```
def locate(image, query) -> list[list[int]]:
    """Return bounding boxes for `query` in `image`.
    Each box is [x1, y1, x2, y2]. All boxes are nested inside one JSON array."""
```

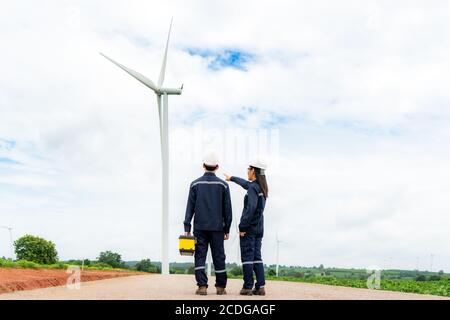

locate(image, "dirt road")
[[0, 274, 448, 300], [0, 268, 144, 294]]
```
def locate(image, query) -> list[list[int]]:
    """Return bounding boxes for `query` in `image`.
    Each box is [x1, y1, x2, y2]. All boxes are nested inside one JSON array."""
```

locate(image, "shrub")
[[415, 275, 427, 281], [266, 269, 276, 277], [186, 266, 195, 274], [14, 235, 58, 264], [293, 272, 305, 278], [0, 258, 16, 268], [15, 260, 41, 269], [135, 259, 156, 273], [89, 262, 113, 270], [97, 251, 125, 268], [230, 266, 243, 276]]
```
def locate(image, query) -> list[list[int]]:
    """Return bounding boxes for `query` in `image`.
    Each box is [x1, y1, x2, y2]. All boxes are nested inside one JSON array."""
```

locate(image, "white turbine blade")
[[100, 53, 158, 92], [158, 18, 173, 88]]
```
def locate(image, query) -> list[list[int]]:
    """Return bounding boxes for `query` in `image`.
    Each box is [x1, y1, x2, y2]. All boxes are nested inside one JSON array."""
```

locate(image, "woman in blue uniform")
[[224, 160, 268, 296]]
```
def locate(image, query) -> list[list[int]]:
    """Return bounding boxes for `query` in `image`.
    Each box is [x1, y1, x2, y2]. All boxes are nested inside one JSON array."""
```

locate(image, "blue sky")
[[0, 140, 19, 164], [187, 48, 255, 70], [1, 0, 450, 272], [0, 158, 20, 165]]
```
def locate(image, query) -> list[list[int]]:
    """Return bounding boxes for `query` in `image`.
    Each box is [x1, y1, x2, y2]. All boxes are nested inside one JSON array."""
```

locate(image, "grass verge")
[[0, 258, 133, 272]]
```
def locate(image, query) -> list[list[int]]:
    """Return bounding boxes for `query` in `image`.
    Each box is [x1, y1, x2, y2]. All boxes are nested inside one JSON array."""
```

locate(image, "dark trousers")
[[193, 230, 227, 288], [240, 234, 265, 289]]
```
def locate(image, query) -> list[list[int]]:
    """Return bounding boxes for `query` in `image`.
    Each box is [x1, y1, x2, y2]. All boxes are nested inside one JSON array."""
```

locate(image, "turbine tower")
[[207, 251, 212, 277], [276, 233, 283, 277], [230, 215, 241, 264], [100, 19, 182, 275], [430, 254, 435, 272], [0, 226, 14, 260]]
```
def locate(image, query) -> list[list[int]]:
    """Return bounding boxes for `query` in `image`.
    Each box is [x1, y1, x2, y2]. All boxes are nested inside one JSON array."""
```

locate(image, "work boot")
[[195, 286, 207, 296], [216, 287, 227, 295], [239, 288, 253, 296], [252, 287, 266, 296]]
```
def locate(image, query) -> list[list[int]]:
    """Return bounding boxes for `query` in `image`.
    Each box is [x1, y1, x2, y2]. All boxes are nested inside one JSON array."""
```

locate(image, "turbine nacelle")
[[158, 87, 182, 95]]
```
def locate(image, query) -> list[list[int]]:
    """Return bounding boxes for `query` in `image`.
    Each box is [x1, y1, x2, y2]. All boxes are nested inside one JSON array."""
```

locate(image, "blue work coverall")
[[184, 172, 233, 288], [230, 176, 266, 290]]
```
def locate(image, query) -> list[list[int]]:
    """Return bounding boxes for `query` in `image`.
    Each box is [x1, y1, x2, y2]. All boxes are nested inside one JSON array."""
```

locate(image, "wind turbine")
[[276, 233, 283, 277], [0, 226, 14, 260], [100, 19, 183, 275], [430, 254, 435, 272], [207, 251, 212, 277], [229, 215, 241, 264]]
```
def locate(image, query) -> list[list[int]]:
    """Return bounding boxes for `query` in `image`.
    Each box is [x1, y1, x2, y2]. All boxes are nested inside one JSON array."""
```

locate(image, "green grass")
[[264, 276, 450, 297], [0, 258, 134, 272], [226, 273, 449, 297]]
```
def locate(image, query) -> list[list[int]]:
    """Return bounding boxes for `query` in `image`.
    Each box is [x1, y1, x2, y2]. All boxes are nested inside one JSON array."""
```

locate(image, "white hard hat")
[[203, 151, 219, 167], [250, 158, 267, 174]]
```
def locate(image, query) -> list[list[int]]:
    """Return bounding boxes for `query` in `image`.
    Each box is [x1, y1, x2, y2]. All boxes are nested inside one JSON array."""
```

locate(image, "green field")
[[263, 276, 450, 297], [168, 262, 450, 298]]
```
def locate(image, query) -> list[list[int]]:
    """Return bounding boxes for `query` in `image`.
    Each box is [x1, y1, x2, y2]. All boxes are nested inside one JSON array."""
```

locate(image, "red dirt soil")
[[0, 268, 145, 294]]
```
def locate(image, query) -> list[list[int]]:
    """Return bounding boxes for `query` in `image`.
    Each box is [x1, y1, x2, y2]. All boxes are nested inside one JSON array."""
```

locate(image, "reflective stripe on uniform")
[[195, 266, 205, 270], [192, 181, 228, 188], [253, 261, 263, 264], [258, 193, 264, 196], [215, 269, 226, 273], [242, 261, 253, 265]]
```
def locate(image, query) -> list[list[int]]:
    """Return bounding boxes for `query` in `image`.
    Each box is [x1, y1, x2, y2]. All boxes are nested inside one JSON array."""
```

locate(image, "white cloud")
[[0, 0, 449, 272]]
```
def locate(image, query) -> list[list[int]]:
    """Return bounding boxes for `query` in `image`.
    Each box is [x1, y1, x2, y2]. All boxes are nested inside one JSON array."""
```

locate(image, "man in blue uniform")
[[184, 152, 232, 295]]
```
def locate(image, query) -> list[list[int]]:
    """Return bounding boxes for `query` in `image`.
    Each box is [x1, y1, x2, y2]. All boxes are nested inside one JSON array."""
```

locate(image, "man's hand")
[[223, 173, 232, 181], [224, 233, 229, 240], [184, 232, 191, 237], [240, 232, 246, 237]]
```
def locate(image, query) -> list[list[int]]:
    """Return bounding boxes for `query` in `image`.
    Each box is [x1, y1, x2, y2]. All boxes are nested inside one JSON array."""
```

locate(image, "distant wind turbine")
[[276, 233, 284, 277], [207, 251, 212, 277], [100, 19, 183, 275], [430, 254, 435, 272], [0, 225, 14, 260], [233, 217, 241, 264]]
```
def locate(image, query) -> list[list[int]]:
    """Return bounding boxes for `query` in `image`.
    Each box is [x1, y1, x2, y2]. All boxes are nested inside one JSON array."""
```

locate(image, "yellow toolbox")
[[179, 235, 196, 256]]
